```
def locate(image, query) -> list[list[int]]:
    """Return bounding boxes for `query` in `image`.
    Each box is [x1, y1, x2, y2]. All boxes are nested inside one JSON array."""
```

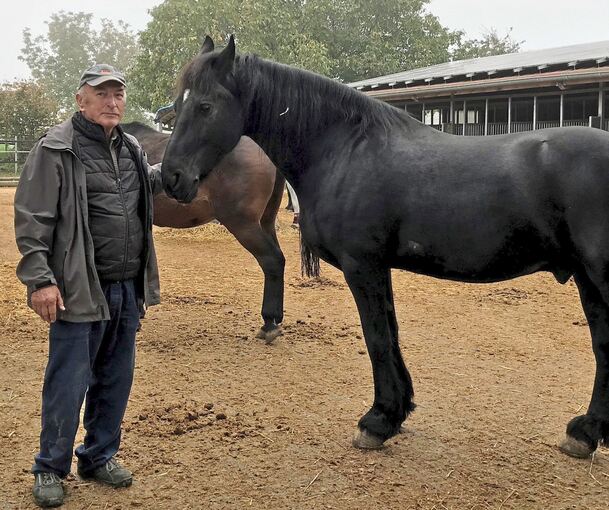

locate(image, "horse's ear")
[[200, 35, 214, 54], [215, 35, 236, 76]]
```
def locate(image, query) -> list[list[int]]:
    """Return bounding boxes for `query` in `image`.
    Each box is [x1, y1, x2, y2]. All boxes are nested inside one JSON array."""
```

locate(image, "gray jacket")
[[14, 118, 161, 322]]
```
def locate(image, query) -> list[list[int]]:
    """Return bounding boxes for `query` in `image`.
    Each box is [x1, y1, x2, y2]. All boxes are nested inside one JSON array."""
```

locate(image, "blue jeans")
[[32, 280, 140, 477]]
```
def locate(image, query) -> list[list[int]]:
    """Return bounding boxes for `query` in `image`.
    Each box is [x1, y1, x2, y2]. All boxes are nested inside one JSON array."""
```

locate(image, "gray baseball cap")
[[79, 64, 126, 89]]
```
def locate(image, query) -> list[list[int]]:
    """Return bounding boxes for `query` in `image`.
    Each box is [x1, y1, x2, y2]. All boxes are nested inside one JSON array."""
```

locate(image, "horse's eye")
[[200, 102, 212, 115]]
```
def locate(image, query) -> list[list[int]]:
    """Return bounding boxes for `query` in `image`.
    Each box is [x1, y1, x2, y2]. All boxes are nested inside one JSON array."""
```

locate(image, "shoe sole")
[[33, 496, 63, 508], [78, 472, 133, 488]]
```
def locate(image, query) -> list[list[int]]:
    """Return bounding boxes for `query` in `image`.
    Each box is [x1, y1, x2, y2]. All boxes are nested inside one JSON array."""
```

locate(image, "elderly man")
[[14, 64, 161, 507]]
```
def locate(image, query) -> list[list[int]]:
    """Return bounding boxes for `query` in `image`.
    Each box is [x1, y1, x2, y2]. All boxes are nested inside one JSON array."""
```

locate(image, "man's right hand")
[[31, 285, 66, 323]]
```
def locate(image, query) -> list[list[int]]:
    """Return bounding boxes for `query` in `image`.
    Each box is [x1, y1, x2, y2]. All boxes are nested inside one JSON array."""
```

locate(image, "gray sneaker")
[[77, 458, 133, 488], [33, 472, 64, 508]]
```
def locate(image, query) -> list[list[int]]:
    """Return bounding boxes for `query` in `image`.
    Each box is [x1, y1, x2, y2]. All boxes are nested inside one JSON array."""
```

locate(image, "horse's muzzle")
[[162, 170, 199, 203]]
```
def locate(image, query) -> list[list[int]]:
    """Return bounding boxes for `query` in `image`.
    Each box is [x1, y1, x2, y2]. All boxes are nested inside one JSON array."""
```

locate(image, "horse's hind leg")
[[223, 221, 285, 344], [260, 172, 285, 240], [560, 270, 609, 458], [343, 261, 415, 448]]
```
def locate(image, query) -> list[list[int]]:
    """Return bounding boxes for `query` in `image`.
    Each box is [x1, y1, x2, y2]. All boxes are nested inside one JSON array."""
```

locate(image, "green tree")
[[20, 11, 145, 122], [451, 28, 523, 61], [0, 81, 59, 139], [129, 0, 223, 112], [304, 0, 460, 82], [130, 0, 459, 111], [0, 80, 59, 171]]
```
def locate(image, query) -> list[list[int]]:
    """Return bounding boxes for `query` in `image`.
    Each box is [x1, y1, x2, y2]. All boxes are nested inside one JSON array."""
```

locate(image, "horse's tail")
[[300, 234, 320, 278]]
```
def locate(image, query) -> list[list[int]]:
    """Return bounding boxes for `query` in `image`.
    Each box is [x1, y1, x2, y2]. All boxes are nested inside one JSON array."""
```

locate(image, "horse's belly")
[[393, 234, 555, 283], [153, 191, 214, 228]]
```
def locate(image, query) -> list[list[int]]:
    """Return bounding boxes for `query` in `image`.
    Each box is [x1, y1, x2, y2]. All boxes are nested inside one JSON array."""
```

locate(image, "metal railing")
[[464, 124, 485, 136], [487, 123, 509, 135], [0, 138, 36, 175], [536, 121, 561, 129], [562, 120, 588, 127], [424, 119, 607, 136]]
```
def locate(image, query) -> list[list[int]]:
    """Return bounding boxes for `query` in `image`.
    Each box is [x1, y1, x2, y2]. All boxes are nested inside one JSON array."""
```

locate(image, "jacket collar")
[[72, 111, 125, 144], [41, 114, 126, 151], [41, 118, 75, 151]]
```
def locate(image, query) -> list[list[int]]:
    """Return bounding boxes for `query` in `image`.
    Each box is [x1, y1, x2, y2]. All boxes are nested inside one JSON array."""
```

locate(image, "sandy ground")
[[1, 186, 609, 509]]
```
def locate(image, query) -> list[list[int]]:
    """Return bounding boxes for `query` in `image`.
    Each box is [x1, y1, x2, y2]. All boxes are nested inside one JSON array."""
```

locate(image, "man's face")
[[76, 81, 126, 136]]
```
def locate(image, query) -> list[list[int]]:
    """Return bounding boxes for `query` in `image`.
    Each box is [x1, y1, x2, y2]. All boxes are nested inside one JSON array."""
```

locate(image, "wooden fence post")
[[14, 136, 18, 174]]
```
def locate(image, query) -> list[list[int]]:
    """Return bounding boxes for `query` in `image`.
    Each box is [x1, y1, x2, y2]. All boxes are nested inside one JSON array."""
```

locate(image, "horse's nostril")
[[172, 171, 181, 188]]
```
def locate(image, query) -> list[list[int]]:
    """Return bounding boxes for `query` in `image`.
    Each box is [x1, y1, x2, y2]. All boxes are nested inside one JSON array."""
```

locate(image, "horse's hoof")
[[558, 435, 594, 458], [352, 429, 385, 450], [256, 326, 283, 344]]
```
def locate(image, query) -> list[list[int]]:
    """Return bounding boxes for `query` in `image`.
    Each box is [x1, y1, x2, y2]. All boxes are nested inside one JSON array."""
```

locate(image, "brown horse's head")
[[162, 35, 244, 203]]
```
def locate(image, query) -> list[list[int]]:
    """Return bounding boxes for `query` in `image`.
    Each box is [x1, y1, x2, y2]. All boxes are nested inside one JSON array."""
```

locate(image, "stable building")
[[348, 40, 609, 135]]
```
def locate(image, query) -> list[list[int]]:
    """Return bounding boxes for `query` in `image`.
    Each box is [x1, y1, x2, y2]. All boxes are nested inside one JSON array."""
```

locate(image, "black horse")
[[162, 36, 609, 458]]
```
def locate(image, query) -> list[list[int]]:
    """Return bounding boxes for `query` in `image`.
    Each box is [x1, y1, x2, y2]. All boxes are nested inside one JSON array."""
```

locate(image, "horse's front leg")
[[222, 221, 285, 343], [343, 261, 415, 448], [560, 271, 609, 457]]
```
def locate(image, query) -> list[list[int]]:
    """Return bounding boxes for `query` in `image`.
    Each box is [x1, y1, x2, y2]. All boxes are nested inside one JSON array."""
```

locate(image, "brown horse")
[[123, 122, 286, 342]]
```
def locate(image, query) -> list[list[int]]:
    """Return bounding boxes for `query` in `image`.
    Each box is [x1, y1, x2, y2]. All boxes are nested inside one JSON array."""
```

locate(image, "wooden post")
[[14, 137, 18, 174], [599, 83, 605, 127], [533, 96, 537, 130], [484, 98, 489, 136], [462, 100, 467, 136], [560, 93, 564, 127], [508, 97, 512, 134]]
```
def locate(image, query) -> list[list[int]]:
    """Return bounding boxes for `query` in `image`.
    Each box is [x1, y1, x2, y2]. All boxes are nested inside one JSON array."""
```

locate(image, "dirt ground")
[[1, 185, 609, 509]]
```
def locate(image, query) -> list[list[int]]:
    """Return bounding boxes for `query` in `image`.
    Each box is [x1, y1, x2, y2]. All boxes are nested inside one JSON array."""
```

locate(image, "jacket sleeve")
[[126, 133, 163, 196], [14, 141, 61, 293]]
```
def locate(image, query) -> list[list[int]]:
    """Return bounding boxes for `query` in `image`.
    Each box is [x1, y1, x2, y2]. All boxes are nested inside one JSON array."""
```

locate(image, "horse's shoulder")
[[233, 136, 274, 170]]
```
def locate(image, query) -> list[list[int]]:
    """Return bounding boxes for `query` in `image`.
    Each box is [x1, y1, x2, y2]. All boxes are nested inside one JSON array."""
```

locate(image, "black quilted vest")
[[72, 112, 144, 282]]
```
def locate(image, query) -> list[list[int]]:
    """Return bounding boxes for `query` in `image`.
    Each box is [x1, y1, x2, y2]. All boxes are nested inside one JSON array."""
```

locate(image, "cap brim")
[[85, 75, 126, 87]]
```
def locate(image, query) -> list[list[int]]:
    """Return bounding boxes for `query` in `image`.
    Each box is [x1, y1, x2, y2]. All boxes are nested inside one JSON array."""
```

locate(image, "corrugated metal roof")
[[348, 40, 609, 90]]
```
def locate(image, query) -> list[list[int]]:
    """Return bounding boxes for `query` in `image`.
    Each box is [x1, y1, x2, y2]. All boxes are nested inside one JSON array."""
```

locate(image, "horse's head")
[[162, 35, 243, 203]]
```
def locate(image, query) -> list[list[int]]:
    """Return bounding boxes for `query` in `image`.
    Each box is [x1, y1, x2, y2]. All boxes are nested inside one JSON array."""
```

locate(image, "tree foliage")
[[0, 81, 59, 140], [303, 0, 461, 82], [451, 28, 523, 61], [130, 0, 461, 112], [22, 4, 524, 119], [20, 11, 145, 122]]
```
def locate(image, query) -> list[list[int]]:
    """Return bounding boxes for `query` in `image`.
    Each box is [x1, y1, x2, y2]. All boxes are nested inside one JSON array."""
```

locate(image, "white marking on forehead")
[[183, 89, 191, 102]]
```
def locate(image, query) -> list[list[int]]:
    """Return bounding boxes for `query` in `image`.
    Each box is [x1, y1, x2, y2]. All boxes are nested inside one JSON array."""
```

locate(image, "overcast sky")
[[2, 0, 608, 83]]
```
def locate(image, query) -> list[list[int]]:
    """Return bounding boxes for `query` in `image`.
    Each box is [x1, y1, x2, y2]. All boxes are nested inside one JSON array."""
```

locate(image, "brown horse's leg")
[[222, 220, 286, 344], [260, 171, 285, 242]]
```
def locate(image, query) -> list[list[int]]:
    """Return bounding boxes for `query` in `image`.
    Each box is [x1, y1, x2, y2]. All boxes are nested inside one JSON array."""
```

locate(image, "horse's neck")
[[237, 57, 412, 177]]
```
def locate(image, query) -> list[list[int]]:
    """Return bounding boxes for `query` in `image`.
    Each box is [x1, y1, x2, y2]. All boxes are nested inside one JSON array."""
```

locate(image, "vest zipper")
[[109, 139, 129, 281]]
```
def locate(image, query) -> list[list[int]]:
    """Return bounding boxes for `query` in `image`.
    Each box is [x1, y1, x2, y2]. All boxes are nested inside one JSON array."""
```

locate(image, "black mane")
[[182, 52, 414, 166]]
